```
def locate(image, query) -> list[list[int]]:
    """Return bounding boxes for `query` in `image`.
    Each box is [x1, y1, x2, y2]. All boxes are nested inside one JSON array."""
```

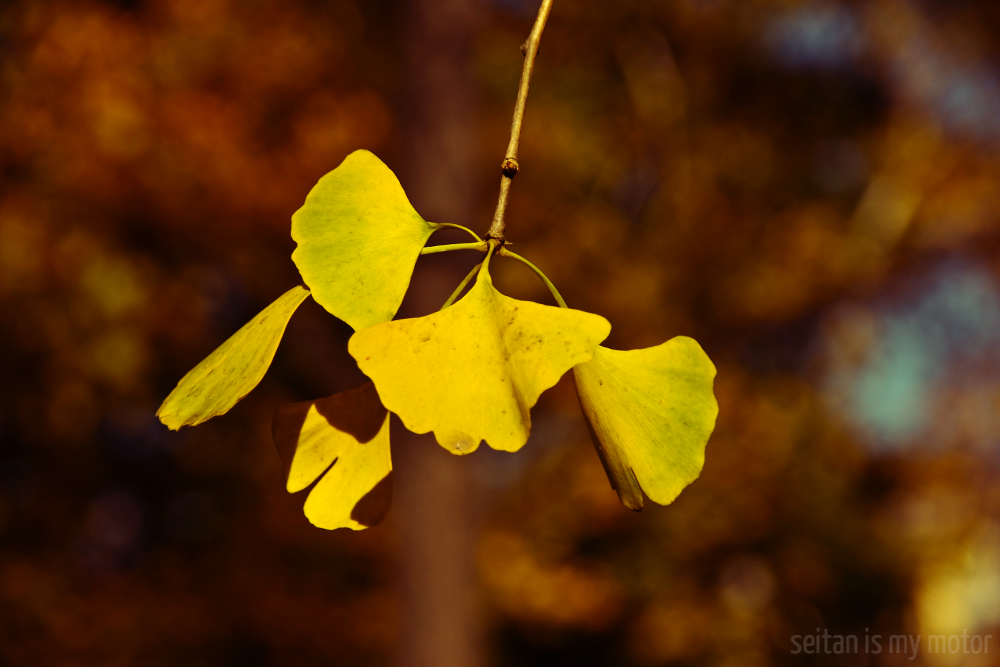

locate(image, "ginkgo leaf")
[[272, 382, 392, 531], [158, 286, 311, 430], [291, 150, 439, 331], [348, 264, 610, 454], [573, 338, 718, 511]]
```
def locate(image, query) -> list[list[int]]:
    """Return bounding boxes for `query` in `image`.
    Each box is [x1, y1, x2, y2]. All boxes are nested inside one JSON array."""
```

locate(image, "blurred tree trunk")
[[393, 0, 481, 666]]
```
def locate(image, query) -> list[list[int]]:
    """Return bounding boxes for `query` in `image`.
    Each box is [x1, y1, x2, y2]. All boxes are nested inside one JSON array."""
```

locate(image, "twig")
[[485, 0, 554, 242]]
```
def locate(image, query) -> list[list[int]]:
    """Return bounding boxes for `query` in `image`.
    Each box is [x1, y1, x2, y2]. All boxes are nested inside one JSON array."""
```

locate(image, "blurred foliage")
[[2, 0, 1000, 665]]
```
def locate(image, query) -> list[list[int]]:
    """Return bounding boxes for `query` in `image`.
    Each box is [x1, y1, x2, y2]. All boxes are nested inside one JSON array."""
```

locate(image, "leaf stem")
[[485, 0, 554, 242], [434, 222, 482, 243], [421, 241, 489, 255], [440, 261, 484, 310], [483, 238, 499, 272], [497, 247, 567, 308]]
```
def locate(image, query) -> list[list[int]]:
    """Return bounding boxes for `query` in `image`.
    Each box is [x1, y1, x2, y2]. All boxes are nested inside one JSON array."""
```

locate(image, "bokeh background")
[[2, 0, 1000, 665]]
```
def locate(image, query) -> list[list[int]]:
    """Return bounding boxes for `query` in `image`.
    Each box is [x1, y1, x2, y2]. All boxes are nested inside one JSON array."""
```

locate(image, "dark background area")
[[2, 0, 1000, 665]]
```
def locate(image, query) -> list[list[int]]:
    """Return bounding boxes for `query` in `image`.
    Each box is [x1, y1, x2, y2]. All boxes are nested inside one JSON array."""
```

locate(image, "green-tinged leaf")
[[273, 382, 392, 531], [348, 264, 610, 454], [291, 150, 438, 331], [573, 338, 718, 510], [157, 286, 311, 430]]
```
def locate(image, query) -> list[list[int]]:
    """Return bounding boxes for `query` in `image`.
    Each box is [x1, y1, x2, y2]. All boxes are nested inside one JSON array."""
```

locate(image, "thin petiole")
[[434, 222, 483, 243], [440, 261, 484, 310], [483, 238, 498, 272], [421, 240, 489, 255], [497, 247, 567, 308]]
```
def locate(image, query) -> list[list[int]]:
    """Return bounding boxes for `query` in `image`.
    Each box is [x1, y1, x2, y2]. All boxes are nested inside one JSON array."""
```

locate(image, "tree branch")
[[485, 0, 554, 242]]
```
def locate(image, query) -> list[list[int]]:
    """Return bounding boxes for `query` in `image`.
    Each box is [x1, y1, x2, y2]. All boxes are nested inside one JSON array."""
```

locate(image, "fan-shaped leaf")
[[573, 338, 718, 510], [158, 286, 310, 430], [349, 265, 610, 454], [291, 150, 438, 331], [273, 382, 392, 531]]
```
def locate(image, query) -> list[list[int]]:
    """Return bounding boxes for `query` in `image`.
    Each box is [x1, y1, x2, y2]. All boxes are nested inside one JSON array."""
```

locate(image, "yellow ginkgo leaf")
[[272, 382, 392, 531], [158, 286, 311, 430], [573, 338, 718, 511], [291, 150, 439, 331], [348, 264, 610, 454]]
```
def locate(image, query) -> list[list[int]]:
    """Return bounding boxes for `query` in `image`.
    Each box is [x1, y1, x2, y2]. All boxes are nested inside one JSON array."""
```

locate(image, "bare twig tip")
[[485, 0, 553, 242]]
